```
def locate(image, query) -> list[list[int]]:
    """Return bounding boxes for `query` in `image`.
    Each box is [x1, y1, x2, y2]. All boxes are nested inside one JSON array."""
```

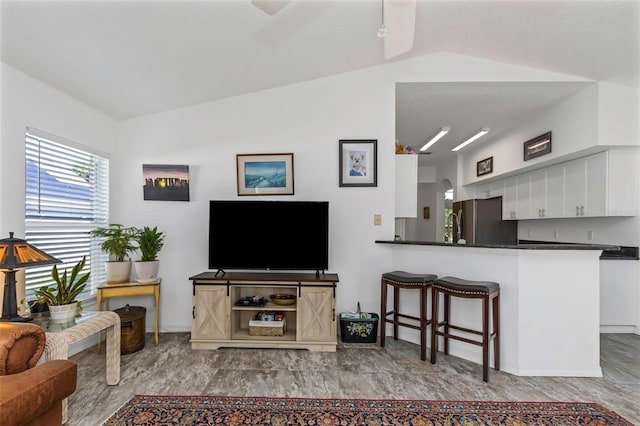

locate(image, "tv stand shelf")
[[189, 271, 338, 352]]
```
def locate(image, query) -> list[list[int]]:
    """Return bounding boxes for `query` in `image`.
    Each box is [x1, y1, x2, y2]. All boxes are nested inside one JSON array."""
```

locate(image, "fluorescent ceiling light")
[[451, 128, 491, 152], [420, 126, 450, 152]]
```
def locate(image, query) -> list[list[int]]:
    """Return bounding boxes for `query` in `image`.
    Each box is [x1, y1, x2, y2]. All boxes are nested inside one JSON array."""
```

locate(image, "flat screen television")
[[209, 200, 329, 272]]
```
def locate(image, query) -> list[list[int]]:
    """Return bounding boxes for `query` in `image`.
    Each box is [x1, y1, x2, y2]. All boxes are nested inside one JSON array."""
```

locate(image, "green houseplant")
[[34, 256, 89, 323], [90, 224, 138, 283], [133, 226, 165, 282]]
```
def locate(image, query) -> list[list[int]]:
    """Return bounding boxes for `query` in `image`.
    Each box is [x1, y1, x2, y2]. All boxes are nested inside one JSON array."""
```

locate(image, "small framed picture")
[[477, 156, 493, 177], [339, 140, 377, 187], [524, 131, 552, 161], [143, 164, 190, 201], [236, 153, 294, 196]]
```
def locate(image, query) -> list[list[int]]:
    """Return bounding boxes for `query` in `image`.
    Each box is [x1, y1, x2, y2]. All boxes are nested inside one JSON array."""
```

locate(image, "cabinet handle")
[[333, 308, 335, 322], [576, 206, 580, 216], [580, 206, 585, 216], [192, 306, 195, 319]]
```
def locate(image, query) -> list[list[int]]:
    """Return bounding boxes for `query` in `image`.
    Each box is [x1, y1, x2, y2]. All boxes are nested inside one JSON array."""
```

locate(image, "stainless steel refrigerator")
[[452, 197, 517, 245]]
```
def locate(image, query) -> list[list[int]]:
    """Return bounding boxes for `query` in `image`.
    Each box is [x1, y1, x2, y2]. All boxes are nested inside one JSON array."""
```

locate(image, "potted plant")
[[90, 224, 137, 283], [133, 226, 165, 282], [34, 256, 89, 324]]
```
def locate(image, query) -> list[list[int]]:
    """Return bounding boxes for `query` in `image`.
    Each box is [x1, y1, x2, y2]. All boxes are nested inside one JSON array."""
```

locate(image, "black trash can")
[[340, 313, 379, 343]]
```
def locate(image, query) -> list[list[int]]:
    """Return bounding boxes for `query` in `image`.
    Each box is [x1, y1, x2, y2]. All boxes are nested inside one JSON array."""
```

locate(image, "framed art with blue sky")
[[236, 153, 294, 196]]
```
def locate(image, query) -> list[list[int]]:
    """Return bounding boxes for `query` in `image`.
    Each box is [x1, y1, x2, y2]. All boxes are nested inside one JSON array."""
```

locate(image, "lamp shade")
[[1, 232, 61, 322], [0, 232, 61, 270]]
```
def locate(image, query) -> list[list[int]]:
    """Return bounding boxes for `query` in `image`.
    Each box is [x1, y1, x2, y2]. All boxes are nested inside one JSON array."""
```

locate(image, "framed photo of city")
[[339, 139, 377, 187], [236, 153, 294, 196], [524, 131, 552, 161], [143, 164, 190, 201]]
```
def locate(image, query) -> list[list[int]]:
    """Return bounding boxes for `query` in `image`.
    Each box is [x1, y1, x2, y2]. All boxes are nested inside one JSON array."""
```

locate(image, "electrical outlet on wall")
[[374, 214, 382, 226], [587, 230, 594, 240]]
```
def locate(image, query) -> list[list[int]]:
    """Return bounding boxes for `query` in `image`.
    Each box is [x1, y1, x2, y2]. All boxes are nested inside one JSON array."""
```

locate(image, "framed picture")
[[236, 153, 294, 196], [524, 131, 552, 161], [477, 156, 493, 177], [143, 164, 190, 201], [339, 139, 377, 187]]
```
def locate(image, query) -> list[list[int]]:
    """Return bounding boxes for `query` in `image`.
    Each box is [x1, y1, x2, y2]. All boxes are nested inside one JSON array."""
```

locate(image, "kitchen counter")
[[376, 239, 616, 251], [377, 241, 604, 377]]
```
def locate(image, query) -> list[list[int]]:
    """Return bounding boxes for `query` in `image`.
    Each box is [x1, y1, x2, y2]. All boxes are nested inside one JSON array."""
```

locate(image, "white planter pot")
[[48, 302, 77, 324], [105, 260, 132, 283], [134, 260, 160, 282]]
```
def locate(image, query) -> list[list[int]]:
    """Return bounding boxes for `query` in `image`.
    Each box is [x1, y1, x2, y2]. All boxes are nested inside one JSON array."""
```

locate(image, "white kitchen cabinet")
[[503, 177, 517, 219], [502, 174, 532, 220], [563, 152, 607, 217], [600, 259, 639, 330], [545, 164, 565, 217], [515, 174, 532, 219], [495, 149, 635, 220], [395, 155, 418, 218], [528, 164, 564, 219]]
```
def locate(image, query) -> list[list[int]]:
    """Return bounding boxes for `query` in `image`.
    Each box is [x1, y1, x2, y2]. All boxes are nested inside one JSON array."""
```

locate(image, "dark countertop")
[[375, 239, 619, 252]]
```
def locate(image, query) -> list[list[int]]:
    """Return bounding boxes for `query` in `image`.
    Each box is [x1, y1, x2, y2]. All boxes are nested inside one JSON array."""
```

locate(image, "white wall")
[[113, 53, 594, 332], [0, 64, 118, 239], [4, 52, 633, 335], [460, 84, 599, 187]]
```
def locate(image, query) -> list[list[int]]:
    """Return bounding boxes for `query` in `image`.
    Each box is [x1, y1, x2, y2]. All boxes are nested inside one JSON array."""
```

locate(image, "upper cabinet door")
[[583, 153, 607, 217], [530, 169, 546, 218], [563, 158, 586, 217], [544, 164, 565, 218], [515, 174, 532, 219], [395, 155, 418, 218], [502, 177, 517, 220]]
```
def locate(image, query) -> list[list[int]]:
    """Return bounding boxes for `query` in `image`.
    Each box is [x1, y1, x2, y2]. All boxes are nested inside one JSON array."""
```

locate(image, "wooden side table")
[[97, 279, 161, 350]]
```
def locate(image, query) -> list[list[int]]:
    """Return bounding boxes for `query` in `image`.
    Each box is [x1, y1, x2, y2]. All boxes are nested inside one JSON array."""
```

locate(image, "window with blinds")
[[24, 129, 109, 302]]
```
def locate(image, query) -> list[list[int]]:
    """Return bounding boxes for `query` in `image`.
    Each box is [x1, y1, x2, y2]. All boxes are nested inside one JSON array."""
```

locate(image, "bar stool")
[[430, 276, 500, 382], [380, 271, 437, 361]]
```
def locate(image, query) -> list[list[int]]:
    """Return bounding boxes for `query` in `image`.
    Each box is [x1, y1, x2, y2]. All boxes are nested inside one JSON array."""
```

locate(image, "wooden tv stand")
[[189, 271, 338, 352]]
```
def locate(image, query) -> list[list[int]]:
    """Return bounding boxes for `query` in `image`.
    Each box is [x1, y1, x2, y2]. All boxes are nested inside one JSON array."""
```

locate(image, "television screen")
[[209, 200, 329, 271]]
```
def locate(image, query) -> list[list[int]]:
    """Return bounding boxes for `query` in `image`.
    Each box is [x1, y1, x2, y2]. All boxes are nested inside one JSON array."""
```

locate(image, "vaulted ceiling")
[[1, 1, 637, 163]]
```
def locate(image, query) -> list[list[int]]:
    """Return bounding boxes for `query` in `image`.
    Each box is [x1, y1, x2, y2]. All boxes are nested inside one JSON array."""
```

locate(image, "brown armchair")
[[0, 322, 77, 426]]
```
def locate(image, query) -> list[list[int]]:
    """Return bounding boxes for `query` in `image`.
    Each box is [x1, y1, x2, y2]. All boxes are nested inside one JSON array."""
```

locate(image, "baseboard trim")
[[600, 325, 636, 333]]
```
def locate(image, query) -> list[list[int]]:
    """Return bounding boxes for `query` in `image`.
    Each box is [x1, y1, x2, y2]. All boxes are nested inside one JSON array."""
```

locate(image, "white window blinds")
[[24, 129, 109, 302]]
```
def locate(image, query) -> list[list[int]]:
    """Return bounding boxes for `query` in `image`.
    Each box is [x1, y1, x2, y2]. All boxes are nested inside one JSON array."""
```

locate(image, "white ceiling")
[[1, 0, 638, 164]]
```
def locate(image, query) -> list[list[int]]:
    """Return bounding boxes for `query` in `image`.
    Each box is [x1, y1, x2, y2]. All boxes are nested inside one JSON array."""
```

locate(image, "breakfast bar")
[[376, 240, 613, 377]]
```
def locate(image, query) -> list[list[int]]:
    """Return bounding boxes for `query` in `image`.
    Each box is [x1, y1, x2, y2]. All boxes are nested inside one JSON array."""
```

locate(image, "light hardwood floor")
[[67, 333, 640, 425]]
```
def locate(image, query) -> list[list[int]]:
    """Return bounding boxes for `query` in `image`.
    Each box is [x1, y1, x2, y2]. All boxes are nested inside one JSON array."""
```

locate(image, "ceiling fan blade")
[[252, 0, 292, 15], [384, 0, 417, 59]]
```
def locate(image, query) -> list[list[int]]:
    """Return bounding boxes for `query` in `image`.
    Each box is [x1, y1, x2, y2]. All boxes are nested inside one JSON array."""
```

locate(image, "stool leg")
[[443, 293, 450, 355], [419, 286, 426, 361], [430, 287, 438, 364], [493, 293, 500, 372], [380, 279, 387, 348], [482, 294, 489, 382], [393, 286, 399, 340]]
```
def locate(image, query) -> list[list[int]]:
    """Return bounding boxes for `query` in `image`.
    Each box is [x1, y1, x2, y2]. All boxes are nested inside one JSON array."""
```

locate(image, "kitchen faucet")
[[448, 209, 464, 244]]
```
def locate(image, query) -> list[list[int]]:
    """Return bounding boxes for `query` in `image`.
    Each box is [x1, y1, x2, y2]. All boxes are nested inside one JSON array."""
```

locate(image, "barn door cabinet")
[[190, 271, 338, 352]]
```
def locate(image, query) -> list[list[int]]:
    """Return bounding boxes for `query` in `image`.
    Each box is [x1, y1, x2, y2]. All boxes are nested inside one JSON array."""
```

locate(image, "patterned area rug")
[[104, 395, 632, 425]]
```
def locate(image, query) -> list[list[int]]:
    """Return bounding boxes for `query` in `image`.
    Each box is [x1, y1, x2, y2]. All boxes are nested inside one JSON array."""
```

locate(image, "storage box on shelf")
[[190, 271, 338, 352]]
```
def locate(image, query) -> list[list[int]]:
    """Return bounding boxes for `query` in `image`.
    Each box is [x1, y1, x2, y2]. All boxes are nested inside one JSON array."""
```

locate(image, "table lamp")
[[0, 232, 61, 322]]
